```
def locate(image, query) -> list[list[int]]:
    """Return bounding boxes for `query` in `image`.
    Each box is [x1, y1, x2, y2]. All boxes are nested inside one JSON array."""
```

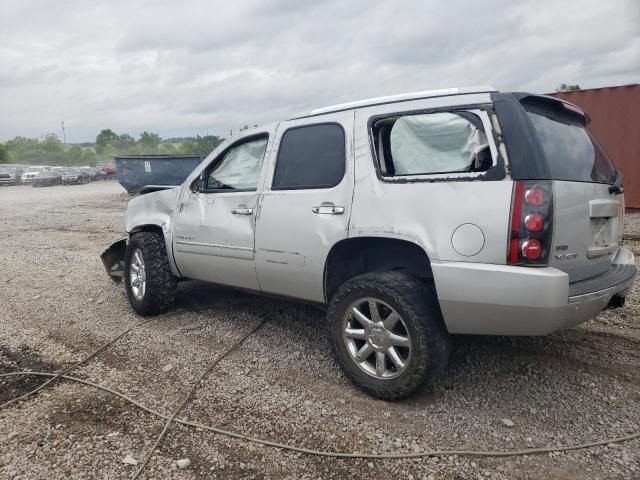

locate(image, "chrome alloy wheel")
[[129, 248, 146, 300], [342, 298, 411, 379]]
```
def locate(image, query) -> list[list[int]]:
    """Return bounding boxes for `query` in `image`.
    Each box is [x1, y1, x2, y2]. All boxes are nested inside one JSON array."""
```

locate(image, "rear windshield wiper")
[[609, 169, 624, 195]]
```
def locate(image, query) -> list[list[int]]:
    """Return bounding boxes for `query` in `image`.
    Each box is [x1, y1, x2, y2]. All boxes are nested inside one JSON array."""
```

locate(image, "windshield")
[[523, 101, 615, 183]]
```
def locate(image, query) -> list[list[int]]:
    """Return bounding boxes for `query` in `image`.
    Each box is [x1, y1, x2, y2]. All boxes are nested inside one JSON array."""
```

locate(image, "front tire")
[[328, 272, 450, 400], [124, 231, 177, 316]]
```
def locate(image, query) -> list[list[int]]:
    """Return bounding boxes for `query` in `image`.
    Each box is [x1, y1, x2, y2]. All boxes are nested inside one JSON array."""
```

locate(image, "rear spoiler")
[[512, 92, 590, 124], [490, 91, 592, 181]]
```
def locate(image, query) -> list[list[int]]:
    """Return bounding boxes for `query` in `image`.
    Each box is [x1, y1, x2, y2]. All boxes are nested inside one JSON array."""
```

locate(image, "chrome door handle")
[[312, 203, 345, 215], [231, 206, 253, 215]]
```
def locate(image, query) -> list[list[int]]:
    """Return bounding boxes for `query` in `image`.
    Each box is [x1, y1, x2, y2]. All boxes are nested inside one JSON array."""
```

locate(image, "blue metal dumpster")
[[115, 154, 202, 193]]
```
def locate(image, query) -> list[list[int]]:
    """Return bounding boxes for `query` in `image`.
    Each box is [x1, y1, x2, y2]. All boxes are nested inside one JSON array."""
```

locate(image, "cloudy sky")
[[1, 0, 638, 143]]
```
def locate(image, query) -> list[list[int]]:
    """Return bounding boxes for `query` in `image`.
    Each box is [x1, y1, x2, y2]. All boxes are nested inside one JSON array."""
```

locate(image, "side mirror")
[[191, 172, 205, 193]]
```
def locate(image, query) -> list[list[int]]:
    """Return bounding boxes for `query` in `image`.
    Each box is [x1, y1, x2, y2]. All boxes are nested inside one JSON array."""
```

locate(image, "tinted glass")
[[524, 102, 615, 183], [386, 112, 490, 175], [272, 124, 345, 190], [206, 136, 268, 191]]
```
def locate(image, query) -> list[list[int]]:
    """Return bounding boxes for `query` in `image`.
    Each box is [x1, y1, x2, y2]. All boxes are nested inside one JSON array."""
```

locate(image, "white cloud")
[[0, 0, 638, 142]]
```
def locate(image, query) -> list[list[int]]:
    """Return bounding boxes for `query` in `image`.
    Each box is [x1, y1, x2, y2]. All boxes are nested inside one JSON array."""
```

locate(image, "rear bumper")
[[432, 247, 636, 336]]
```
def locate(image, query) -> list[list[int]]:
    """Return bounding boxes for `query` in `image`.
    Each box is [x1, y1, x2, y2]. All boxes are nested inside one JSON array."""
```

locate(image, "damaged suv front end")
[[101, 185, 181, 282]]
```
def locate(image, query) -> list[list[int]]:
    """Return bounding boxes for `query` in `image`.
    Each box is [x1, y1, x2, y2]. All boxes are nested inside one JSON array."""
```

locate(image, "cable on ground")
[[131, 318, 267, 479], [1, 371, 638, 461], [0, 307, 215, 411], [1, 305, 638, 467]]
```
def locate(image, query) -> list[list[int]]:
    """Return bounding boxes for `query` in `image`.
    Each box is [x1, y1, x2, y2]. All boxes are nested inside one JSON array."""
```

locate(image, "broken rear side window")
[[373, 111, 492, 176]]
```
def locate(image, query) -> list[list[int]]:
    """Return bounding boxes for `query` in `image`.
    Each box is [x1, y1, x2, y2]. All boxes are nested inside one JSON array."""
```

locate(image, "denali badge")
[[555, 252, 578, 260], [555, 246, 577, 260]]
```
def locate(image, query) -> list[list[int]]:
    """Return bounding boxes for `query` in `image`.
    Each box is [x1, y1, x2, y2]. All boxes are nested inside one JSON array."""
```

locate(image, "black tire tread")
[[125, 231, 177, 316], [328, 271, 450, 400]]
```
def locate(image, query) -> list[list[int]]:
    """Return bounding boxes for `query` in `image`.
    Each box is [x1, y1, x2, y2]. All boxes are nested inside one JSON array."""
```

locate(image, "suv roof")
[[304, 85, 496, 117]]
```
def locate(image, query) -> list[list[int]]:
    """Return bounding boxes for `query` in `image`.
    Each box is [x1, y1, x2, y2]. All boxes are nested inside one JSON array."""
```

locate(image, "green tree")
[[96, 129, 119, 153], [0, 143, 8, 164], [41, 133, 63, 153], [139, 131, 161, 153], [102, 144, 118, 159], [556, 83, 581, 92], [116, 133, 136, 152], [67, 145, 84, 164], [160, 143, 178, 154], [82, 148, 98, 165], [180, 140, 196, 155], [180, 134, 223, 157], [6, 136, 38, 163], [5, 136, 43, 164]]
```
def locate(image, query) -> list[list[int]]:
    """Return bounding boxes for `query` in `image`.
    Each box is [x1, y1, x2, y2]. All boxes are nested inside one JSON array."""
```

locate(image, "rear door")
[[254, 112, 354, 302], [521, 98, 622, 282]]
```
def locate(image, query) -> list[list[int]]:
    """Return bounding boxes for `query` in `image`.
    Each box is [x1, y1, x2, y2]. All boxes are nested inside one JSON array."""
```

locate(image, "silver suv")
[[103, 86, 636, 399]]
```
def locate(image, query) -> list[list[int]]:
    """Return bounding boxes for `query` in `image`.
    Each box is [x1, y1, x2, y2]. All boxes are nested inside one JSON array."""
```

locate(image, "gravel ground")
[[0, 182, 638, 480]]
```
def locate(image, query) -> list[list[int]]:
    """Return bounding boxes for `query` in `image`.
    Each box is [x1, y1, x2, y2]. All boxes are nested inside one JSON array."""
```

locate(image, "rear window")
[[523, 101, 615, 183]]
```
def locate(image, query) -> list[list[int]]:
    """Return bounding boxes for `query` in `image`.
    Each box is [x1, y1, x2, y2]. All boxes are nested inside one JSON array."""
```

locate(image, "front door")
[[173, 133, 271, 289]]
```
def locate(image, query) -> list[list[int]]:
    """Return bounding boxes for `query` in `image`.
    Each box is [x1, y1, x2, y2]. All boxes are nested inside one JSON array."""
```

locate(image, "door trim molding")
[[175, 240, 254, 260], [176, 240, 253, 251]]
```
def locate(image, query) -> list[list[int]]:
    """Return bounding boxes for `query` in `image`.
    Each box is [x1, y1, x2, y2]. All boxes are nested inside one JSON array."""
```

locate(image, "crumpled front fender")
[[101, 239, 127, 283]]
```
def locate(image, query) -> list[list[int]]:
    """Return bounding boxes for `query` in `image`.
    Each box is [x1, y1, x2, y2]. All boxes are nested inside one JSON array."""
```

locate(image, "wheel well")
[[324, 237, 433, 302], [129, 224, 164, 237]]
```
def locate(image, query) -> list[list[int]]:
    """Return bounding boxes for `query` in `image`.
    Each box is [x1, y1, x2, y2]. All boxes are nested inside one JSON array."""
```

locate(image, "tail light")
[[508, 181, 553, 265]]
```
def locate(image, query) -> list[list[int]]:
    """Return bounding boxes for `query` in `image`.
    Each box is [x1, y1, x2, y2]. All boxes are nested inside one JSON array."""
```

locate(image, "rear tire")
[[328, 272, 450, 400], [124, 231, 177, 316]]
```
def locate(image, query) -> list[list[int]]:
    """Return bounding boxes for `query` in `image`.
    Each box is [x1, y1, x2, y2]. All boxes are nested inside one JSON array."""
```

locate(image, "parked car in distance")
[[102, 86, 636, 399], [100, 164, 117, 180], [0, 168, 18, 186], [21, 166, 47, 184], [62, 169, 92, 185], [32, 172, 62, 187], [79, 166, 101, 181]]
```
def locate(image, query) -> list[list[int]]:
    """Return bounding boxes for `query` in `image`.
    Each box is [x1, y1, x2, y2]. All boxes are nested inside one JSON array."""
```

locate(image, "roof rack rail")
[[308, 86, 496, 116]]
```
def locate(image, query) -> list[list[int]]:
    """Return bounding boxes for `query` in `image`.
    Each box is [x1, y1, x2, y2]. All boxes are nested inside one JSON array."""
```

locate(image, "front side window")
[[272, 123, 345, 190], [374, 111, 492, 176], [205, 136, 268, 191]]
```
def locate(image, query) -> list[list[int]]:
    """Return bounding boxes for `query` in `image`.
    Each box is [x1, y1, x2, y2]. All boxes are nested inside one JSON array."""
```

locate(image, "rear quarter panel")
[[351, 94, 513, 265]]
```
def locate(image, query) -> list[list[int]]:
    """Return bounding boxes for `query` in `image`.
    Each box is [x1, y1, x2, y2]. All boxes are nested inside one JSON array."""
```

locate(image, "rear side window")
[[374, 111, 492, 176], [272, 124, 345, 190], [523, 101, 615, 183]]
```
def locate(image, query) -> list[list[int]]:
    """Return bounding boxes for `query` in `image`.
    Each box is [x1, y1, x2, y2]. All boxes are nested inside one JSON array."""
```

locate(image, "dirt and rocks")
[[0, 182, 638, 479]]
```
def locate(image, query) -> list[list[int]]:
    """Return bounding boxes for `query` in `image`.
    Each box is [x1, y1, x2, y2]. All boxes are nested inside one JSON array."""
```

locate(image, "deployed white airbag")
[[389, 112, 488, 175], [207, 137, 268, 189]]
